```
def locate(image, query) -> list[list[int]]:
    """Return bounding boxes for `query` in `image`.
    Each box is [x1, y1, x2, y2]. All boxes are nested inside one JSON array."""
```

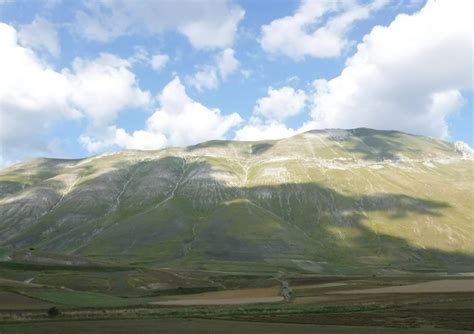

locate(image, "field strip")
[[293, 282, 348, 289], [150, 296, 284, 306], [332, 279, 474, 294]]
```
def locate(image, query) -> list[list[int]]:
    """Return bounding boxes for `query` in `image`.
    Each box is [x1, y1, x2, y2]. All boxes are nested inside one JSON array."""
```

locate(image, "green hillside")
[[0, 129, 473, 274]]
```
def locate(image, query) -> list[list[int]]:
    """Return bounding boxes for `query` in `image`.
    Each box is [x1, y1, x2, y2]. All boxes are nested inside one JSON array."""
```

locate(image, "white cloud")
[[79, 126, 167, 152], [188, 48, 239, 91], [234, 118, 299, 141], [260, 0, 388, 60], [128, 48, 170, 72], [187, 66, 219, 91], [18, 16, 60, 56], [0, 23, 150, 165], [178, 6, 244, 50], [80, 77, 243, 152], [234, 85, 307, 141], [0, 22, 71, 164], [254, 86, 306, 121], [66, 53, 151, 127], [150, 53, 170, 72], [308, 0, 473, 138], [75, 0, 244, 49], [216, 48, 239, 79]]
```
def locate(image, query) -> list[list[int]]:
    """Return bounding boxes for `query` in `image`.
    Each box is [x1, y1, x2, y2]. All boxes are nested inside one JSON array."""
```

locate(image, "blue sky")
[[0, 0, 472, 166]]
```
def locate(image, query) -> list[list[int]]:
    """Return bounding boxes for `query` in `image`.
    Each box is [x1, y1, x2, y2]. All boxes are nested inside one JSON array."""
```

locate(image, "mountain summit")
[[0, 129, 472, 274]]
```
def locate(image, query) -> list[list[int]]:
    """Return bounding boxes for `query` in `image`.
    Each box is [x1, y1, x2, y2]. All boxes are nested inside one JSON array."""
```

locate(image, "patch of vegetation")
[[146, 286, 220, 297], [47, 306, 61, 317], [0, 261, 133, 272], [26, 289, 152, 308]]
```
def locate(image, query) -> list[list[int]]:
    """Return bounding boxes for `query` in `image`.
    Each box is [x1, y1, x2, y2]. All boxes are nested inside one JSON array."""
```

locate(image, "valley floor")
[[0, 318, 466, 334], [0, 262, 473, 333]]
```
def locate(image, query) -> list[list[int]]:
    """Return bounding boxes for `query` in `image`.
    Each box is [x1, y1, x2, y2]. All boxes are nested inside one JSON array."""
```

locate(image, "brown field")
[[165, 286, 280, 299], [151, 296, 284, 306], [150, 286, 283, 306], [0, 291, 52, 310], [150, 286, 282, 305]]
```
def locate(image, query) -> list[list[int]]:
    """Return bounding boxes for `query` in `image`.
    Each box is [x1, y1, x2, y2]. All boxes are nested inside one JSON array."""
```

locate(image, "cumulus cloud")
[[234, 118, 299, 141], [0, 22, 150, 165], [254, 86, 306, 121], [80, 77, 243, 152], [216, 48, 239, 79], [1, 22, 71, 164], [234, 86, 306, 141], [260, 0, 388, 60], [66, 54, 150, 127], [308, 0, 473, 138], [75, 0, 244, 49], [187, 48, 239, 91], [18, 16, 60, 57]]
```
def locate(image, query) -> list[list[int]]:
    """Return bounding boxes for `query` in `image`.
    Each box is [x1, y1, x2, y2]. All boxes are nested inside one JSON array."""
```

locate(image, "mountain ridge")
[[1, 128, 473, 274]]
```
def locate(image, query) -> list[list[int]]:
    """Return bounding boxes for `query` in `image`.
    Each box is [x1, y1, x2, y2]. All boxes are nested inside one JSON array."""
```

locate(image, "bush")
[[47, 306, 61, 317]]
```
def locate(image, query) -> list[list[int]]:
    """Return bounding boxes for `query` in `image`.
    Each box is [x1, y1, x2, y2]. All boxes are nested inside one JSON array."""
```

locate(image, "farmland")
[[0, 261, 473, 333]]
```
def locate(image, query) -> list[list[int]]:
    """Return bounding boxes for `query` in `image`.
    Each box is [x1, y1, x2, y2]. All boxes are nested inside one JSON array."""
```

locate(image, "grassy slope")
[[0, 129, 472, 273]]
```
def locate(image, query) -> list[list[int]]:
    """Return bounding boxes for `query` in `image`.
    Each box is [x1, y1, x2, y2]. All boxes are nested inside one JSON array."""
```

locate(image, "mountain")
[[0, 128, 473, 274]]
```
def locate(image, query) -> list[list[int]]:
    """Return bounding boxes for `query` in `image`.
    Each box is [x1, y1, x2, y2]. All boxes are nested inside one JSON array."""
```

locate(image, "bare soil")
[[150, 296, 284, 306]]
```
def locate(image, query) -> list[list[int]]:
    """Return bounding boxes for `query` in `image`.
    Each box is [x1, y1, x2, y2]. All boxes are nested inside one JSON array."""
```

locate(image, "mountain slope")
[[0, 129, 473, 274]]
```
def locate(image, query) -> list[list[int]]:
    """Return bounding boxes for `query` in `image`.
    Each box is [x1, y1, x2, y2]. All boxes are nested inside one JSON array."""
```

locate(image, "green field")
[[25, 289, 152, 308], [0, 318, 465, 334]]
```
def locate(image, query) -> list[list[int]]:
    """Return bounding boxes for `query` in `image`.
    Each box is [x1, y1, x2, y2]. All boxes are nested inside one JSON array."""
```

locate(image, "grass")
[[2, 318, 453, 334], [25, 289, 152, 308], [0, 247, 10, 259], [0, 261, 133, 272]]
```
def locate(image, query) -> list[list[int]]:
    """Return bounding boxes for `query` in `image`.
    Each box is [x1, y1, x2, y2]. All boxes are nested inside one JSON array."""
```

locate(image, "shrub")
[[47, 306, 61, 317]]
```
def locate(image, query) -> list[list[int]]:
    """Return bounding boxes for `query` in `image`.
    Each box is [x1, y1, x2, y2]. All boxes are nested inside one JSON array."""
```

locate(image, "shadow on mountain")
[[185, 139, 236, 151], [185, 139, 276, 156], [2, 156, 472, 274], [322, 128, 423, 161], [250, 143, 273, 155]]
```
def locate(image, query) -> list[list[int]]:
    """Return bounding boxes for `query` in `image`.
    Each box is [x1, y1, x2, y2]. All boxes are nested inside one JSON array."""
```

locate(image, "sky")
[[0, 0, 472, 167]]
